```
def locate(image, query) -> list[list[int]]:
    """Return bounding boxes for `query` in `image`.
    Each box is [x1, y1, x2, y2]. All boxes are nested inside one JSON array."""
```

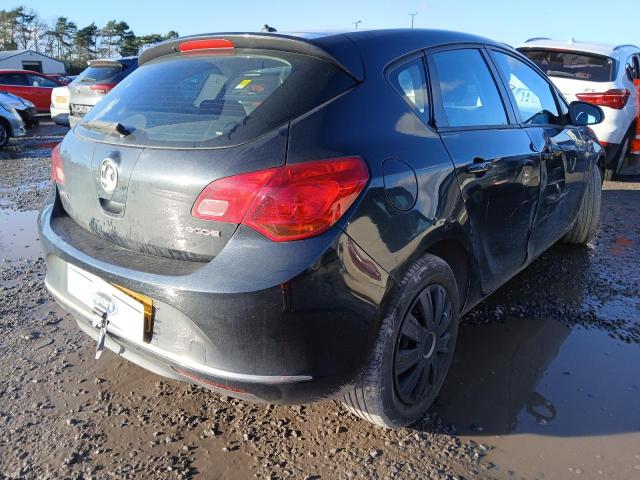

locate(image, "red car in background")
[[0, 69, 63, 112]]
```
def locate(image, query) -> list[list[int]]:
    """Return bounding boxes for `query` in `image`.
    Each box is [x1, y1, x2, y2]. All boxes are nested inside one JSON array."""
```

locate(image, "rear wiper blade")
[[81, 120, 133, 137], [80, 77, 96, 82]]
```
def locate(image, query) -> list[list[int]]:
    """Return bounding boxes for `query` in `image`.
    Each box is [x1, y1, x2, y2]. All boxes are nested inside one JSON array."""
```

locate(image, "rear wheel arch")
[[387, 230, 475, 315], [425, 239, 471, 312]]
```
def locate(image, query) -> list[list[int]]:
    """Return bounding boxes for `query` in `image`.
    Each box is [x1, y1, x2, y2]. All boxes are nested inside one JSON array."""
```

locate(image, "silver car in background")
[[69, 57, 138, 127]]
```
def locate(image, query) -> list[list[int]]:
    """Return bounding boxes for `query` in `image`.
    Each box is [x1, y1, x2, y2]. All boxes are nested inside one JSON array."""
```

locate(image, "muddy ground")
[[1, 119, 639, 479]]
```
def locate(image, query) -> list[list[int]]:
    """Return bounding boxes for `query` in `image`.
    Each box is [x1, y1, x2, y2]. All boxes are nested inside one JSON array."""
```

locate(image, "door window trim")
[[425, 43, 520, 133]]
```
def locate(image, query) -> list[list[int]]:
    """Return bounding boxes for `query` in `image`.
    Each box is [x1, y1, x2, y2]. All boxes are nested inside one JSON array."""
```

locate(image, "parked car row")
[[5, 39, 635, 178], [0, 57, 137, 129], [0, 69, 63, 111]]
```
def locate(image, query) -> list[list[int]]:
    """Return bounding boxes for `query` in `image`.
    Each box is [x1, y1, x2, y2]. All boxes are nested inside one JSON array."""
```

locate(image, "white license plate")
[[71, 104, 90, 115], [67, 264, 145, 343]]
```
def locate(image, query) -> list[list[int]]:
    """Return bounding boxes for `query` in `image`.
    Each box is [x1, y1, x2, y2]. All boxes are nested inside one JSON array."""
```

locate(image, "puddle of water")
[[437, 318, 640, 478], [584, 295, 640, 321], [0, 134, 64, 160], [0, 209, 41, 261]]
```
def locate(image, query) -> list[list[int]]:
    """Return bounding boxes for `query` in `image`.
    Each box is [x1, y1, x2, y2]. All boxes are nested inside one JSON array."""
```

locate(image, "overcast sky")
[[18, 0, 639, 47]]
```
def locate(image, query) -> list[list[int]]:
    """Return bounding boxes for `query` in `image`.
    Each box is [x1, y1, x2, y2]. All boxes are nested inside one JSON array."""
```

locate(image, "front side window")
[[388, 57, 429, 119], [491, 51, 561, 125], [27, 74, 58, 88], [431, 49, 508, 128]]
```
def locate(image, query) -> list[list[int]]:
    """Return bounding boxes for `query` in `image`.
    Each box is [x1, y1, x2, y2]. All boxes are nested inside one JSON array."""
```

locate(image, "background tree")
[[0, 5, 180, 72], [75, 23, 98, 61], [48, 16, 77, 60], [0, 8, 21, 50]]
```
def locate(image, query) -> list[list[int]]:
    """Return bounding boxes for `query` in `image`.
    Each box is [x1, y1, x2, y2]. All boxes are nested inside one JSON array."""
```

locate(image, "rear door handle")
[[465, 158, 492, 174]]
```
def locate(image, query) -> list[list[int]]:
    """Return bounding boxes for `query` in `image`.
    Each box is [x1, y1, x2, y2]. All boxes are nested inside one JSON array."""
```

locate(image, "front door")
[[488, 49, 591, 258], [26, 73, 58, 111], [428, 46, 541, 294]]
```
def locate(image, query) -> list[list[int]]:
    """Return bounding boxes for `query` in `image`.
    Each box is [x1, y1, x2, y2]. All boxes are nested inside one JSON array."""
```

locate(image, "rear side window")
[[0, 73, 27, 86], [77, 49, 355, 148], [388, 57, 429, 120], [491, 51, 561, 125], [519, 49, 614, 83], [431, 49, 508, 127]]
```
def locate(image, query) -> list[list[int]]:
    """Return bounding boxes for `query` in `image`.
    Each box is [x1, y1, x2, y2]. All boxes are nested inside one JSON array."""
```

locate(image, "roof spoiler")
[[524, 37, 551, 43], [138, 33, 364, 81], [88, 57, 137, 67]]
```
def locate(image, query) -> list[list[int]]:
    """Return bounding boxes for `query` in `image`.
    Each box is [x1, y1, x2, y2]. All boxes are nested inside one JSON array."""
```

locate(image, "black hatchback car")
[[39, 29, 604, 428]]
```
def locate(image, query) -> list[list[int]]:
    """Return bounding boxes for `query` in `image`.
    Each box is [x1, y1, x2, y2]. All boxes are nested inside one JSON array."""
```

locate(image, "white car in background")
[[50, 85, 70, 126], [517, 39, 640, 179]]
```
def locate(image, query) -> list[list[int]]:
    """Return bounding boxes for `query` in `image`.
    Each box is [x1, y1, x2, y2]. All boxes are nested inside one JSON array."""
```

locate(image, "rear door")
[[427, 46, 541, 294], [488, 48, 590, 257]]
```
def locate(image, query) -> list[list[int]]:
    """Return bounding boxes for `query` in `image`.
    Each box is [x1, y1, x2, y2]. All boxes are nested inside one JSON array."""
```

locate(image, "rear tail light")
[[576, 89, 630, 110], [90, 83, 116, 94], [192, 157, 369, 242], [51, 143, 64, 185]]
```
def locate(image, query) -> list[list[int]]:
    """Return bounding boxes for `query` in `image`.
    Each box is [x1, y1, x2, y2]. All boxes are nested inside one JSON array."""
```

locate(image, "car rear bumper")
[[50, 105, 69, 126], [38, 190, 390, 404]]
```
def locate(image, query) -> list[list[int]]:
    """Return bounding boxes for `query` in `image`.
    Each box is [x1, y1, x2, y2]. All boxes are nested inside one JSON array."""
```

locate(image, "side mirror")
[[569, 101, 604, 126]]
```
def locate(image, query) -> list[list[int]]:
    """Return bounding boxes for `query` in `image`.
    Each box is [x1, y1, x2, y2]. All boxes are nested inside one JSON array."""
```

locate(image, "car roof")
[[88, 56, 138, 66], [140, 29, 509, 81], [0, 69, 52, 76], [517, 39, 640, 58], [286, 28, 502, 45]]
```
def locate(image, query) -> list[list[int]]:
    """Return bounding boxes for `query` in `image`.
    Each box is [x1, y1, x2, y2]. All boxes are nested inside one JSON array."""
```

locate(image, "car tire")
[[562, 165, 601, 245], [0, 121, 9, 148], [342, 254, 460, 428], [604, 130, 631, 181]]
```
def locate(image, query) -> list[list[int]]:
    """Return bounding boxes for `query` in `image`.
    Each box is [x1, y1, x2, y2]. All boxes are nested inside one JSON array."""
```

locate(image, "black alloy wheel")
[[393, 284, 454, 405]]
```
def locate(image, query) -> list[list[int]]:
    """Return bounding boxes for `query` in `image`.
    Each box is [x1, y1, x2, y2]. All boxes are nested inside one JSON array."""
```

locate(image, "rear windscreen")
[[75, 65, 123, 83], [76, 49, 356, 148], [519, 49, 614, 82]]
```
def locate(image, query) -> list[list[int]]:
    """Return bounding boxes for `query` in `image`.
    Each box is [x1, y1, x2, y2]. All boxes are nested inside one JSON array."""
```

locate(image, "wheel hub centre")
[[422, 332, 436, 359]]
